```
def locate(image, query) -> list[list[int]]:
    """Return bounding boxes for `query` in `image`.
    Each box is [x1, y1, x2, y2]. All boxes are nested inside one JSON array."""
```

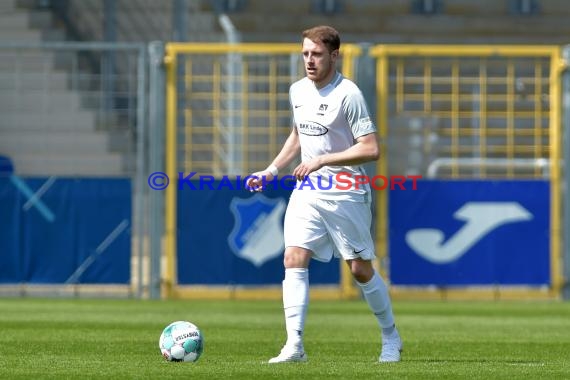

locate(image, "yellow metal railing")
[[370, 44, 563, 299], [163, 43, 362, 299], [164, 43, 563, 300]]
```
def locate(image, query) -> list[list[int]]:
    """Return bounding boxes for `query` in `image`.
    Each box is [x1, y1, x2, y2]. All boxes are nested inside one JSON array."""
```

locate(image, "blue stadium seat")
[[0, 155, 14, 175]]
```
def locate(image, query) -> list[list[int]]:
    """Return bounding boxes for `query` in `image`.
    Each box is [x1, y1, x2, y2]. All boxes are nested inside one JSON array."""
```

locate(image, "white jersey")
[[290, 71, 377, 202]]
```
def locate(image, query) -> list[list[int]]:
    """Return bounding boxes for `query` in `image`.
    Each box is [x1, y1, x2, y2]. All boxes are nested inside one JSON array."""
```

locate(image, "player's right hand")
[[245, 171, 275, 192]]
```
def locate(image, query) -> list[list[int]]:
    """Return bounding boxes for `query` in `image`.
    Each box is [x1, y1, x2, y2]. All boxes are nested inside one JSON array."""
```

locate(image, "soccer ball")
[[159, 321, 204, 362]]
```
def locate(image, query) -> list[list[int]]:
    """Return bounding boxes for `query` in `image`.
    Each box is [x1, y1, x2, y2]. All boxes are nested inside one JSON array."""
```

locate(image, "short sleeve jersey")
[[289, 71, 377, 202]]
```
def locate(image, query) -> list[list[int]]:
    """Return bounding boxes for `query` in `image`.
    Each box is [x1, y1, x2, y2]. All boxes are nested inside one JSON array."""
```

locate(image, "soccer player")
[[246, 25, 402, 363]]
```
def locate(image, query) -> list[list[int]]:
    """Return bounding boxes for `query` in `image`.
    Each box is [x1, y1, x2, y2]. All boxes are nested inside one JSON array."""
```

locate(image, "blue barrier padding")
[[0, 178, 131, 284], [177, 180, 340, 285], [389, 180, 550, 286]]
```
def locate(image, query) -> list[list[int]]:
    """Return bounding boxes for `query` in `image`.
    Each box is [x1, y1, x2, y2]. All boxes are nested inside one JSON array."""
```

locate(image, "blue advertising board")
[[176, 180, 340, 285], [389, 180, 550, 286], [0, 177, 131, 284]]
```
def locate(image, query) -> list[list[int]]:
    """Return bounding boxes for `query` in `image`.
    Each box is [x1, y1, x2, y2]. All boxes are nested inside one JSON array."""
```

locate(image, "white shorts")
[[284, 191, 376, 262]]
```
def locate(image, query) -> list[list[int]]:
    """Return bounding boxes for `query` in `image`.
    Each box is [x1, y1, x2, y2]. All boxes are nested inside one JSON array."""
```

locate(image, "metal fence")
[[372, 45, 559, 179], [157, 43, 566, 300], [371, 45, 563, 299], [157, 43, 362, 298]]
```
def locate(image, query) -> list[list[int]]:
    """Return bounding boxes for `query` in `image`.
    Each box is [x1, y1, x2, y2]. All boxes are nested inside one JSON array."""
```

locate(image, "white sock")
[[282, 268, 309, 349], [357, 270, 395, 330]]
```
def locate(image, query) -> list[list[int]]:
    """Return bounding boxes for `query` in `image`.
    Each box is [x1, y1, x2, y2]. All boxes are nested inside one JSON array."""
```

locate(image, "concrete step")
[[64, 0, 205, 12], [443, 0, 517, 15], [381, 14, 570, 35], [237, 0, 311, 13], [0, 0, 18, 11], [0, 28, 65, 43], [231, 12, 570, 36], [0, 110, 97, 131], [108, 14, 219, 41], [9, 153, 127, 177], [0, 10, 54, 29], [0, 72, 71, 90], [0, 91, 82, 111], [187, 31, 226, 42], [0, 131, 115, 155], [187, 12, 217, 31], [68, 0, 174, 11], [114, 11, 216, 32], [243, 30, 570, 44], [0, 50, 77, 72], [537, 0, 570, 14], [343, 0, 411, 15]]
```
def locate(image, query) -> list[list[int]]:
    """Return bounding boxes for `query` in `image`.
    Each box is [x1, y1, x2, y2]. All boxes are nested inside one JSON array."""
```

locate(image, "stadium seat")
[[0, 155, 14, 175]]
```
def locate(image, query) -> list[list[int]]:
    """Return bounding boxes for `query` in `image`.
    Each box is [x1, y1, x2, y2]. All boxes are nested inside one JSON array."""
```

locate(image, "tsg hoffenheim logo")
[[228, 194, 286, 267]]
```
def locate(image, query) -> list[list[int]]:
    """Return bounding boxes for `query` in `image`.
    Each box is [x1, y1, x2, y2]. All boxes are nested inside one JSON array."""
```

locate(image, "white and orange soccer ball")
[[159, 321, 204, 362]]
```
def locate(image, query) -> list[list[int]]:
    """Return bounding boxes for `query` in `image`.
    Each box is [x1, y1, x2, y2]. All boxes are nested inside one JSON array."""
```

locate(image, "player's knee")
[[352, 270, 371, 284], [283, 247, 311, 268], [349, 261, 374, 283]]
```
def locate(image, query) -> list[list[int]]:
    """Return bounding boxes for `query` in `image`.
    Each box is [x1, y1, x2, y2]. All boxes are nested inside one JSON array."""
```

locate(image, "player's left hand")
[[293, 158, 322, 180]]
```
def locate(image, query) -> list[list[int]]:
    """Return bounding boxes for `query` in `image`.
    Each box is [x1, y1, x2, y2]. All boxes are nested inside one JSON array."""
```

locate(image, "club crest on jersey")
[[298, 121, 329, 136], [317, 104, 328, 116], [228, 194, 286, 267]]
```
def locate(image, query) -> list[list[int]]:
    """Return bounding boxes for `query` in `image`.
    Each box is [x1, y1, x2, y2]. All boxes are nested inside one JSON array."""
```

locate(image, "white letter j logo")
[[405, 202, 533, 264]]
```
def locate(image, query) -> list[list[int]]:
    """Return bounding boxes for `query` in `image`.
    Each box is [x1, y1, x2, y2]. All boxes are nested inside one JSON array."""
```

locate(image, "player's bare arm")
[[246, 128, 301, 191], [292, 132, 379, 180]]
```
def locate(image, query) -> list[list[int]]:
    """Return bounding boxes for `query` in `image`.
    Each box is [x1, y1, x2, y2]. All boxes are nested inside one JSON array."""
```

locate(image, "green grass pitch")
[[0, 298, 569, 379]]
